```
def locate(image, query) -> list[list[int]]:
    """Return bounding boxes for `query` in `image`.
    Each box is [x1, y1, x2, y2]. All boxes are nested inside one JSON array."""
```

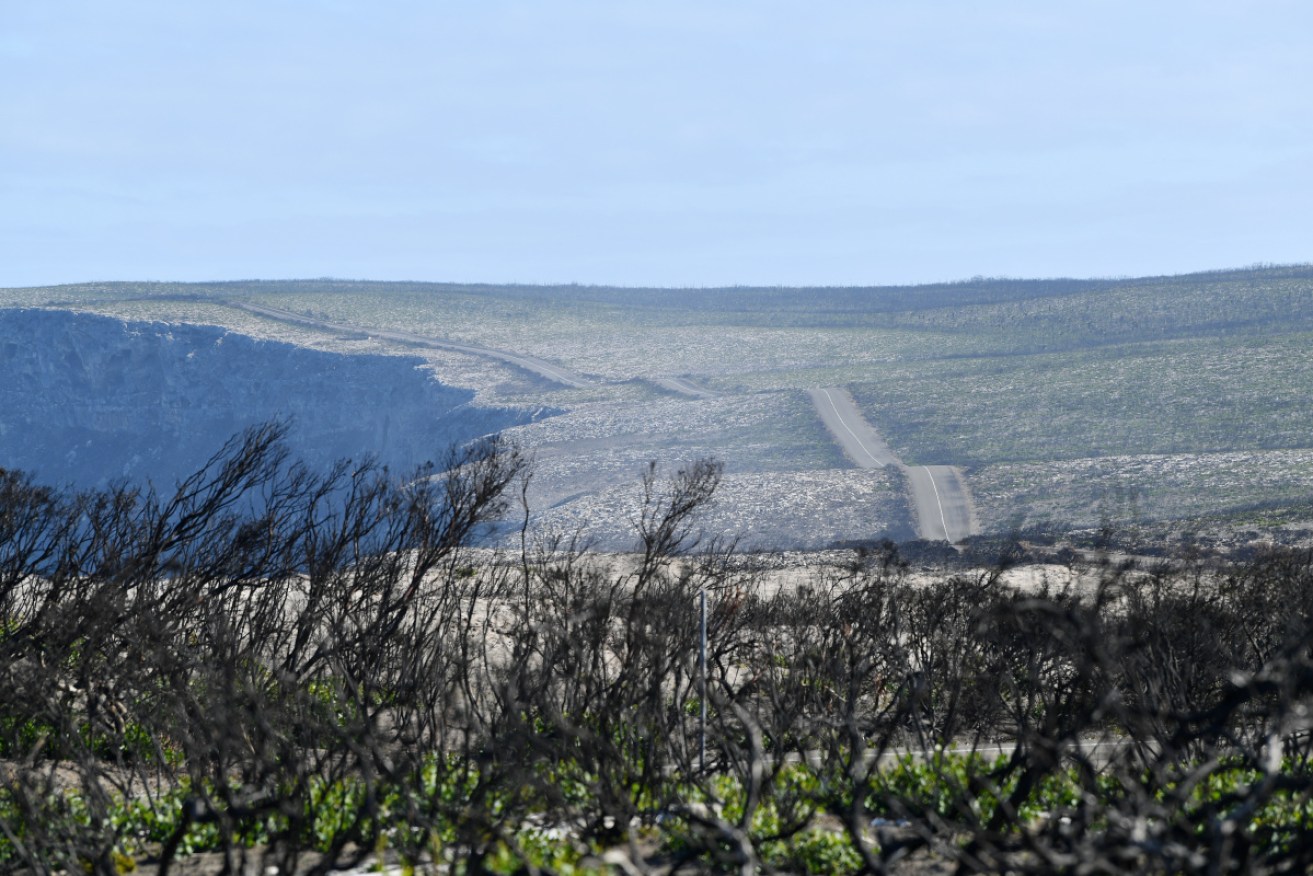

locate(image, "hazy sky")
[[4, 2, 1311, 288]]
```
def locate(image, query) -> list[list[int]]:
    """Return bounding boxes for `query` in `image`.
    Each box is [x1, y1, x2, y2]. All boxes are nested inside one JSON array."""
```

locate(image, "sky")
[[3, 1, 1312, 288]]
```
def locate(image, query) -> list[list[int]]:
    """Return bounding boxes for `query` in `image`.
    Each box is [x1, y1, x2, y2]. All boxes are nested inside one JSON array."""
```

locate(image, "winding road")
[[809, 387, 978, 543], [223, 300, 977, 543], [226, 301, 592, 389]]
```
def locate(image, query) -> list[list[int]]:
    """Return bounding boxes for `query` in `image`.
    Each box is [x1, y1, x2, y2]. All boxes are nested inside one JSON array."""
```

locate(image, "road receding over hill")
[[808, 388, 901, 467], [809, 387, 978, 543], [227, 300, 591, 389], [651, 376, 718, 399], [905, 464, 976, 543]]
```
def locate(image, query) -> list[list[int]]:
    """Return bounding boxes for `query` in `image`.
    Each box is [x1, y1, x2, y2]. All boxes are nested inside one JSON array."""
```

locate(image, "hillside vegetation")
[[3, 264, 1311, 541], [0, 309, 533, 490]]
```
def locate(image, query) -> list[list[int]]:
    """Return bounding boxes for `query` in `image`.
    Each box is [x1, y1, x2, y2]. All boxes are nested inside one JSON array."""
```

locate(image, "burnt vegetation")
[[3, 426, 1313, 874]]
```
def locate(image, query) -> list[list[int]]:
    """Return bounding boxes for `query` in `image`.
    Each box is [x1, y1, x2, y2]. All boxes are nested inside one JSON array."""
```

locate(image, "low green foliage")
[[763, 828, 863, 876], [9, 737, 1313, 871]]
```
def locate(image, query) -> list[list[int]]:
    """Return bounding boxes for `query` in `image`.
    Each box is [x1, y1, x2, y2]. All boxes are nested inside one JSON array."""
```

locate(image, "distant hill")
[[3, 264, 1311, 544], [12, 262, 1313, 325]]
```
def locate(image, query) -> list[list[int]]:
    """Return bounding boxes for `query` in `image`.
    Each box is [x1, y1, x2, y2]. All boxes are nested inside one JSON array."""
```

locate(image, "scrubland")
[[5, 429, 1313, 873], [5, 265, 1309, 543]]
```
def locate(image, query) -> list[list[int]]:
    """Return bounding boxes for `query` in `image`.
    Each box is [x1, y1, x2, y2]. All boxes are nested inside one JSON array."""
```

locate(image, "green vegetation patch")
[[850, 332, 1313, 467], [972, 448, 1313, 531]]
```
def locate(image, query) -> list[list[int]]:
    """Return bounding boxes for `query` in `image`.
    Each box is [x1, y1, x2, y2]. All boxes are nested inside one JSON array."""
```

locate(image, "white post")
[[699, 586, 707, 772]]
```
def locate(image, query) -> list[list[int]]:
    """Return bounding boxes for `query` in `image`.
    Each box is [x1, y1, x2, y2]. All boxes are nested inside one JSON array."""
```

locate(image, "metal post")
[[699, 586, 707, 772]]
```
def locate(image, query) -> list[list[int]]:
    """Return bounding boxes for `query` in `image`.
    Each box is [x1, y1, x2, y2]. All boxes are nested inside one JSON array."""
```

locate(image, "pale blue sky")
[[3, 1, 1311, 287]]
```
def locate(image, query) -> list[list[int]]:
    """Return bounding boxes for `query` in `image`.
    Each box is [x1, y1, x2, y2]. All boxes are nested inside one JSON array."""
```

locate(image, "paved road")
[[226, 303, 978, 541], [227, 301, 591, 389], [904, 464, 976, 543], [808, 387, 977, 543], [651, 376, 718, 399], [807, 388, 900, 467]]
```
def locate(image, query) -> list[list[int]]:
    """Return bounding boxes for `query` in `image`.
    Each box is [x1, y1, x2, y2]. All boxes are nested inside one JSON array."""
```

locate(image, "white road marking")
[[923, 466, 952, 541], [809, 387, 977, 542], [819, 388, 885, 467]]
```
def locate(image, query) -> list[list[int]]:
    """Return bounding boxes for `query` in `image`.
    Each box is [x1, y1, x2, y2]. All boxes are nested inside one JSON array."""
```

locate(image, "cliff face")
[[0, 309, 535, 488]]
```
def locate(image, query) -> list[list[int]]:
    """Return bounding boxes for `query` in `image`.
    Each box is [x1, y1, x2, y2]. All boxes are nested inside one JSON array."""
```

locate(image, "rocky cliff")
[[0, 309, 537, 488]]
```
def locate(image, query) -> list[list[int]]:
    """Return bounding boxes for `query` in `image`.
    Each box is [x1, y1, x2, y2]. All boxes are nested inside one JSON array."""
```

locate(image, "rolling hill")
[[3, 264, 1311, 548]]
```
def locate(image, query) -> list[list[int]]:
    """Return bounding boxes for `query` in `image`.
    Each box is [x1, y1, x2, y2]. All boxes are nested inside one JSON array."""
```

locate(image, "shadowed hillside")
[[0, 309, 541, 489]]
